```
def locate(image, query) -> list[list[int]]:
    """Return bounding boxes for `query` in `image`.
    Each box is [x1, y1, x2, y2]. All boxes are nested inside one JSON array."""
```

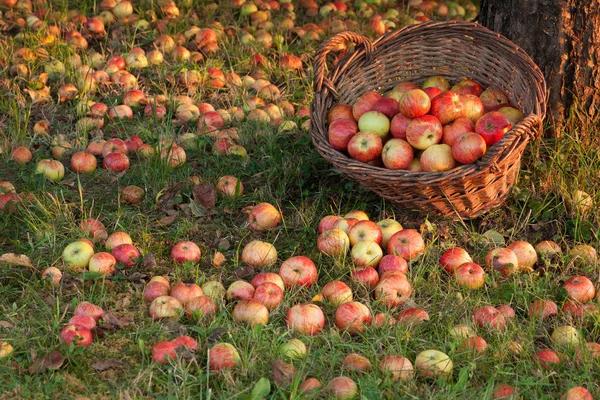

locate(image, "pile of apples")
[[59, 302, 104, 347], [327, 76, 525, 172]]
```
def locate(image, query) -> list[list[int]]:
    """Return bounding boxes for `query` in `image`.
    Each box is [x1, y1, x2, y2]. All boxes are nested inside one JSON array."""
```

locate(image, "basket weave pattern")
[[310, 21, 547, 219]]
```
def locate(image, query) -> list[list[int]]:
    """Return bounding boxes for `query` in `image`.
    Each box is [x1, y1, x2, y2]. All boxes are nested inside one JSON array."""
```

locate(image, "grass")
[[1, 0, 600, 399]]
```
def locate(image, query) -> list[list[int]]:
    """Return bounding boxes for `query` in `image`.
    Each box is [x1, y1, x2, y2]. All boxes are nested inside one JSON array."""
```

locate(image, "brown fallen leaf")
[[0, 321, 14, 329], [206, 327, 228, 344], [232, 265, 254, 280], [126, 272, 149, 284], [101, 312, 131, 328], [158, 215, 177, 226], [212, 252, 226, 267], [27, 350, 65, 374], [192, 183, 217, 209], [91, 359, 125, 372], [174, 346, 195, 362], [60, 273, 82, 289], [0, 253, 33, 268], [142, 252, 157, 270], [157, 182, 185, 211], [272, 360, 301, 388]]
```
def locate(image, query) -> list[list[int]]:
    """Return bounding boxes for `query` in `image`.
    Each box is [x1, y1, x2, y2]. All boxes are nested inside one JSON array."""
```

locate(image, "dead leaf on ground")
[[0, 321, 14, 329], [91, 359, 125, 372], [60, 274, 82, 289], [232, 265, 254, 280], [206, 328, 228, 344], [142, 253, 157, 270], [58, 179, 76, 188], [157, 182, 185, 210], [272, 360, 301, 388], [174, 346, 195, 362], [216, 238, 230, 251], [101, 312, 131, 328], [192, 183, 217, 209], [0, 253, 33, 268], [212, 252, 226, 267], [27, 350, 65, 374], [127, 272, 149, 284], [163, 320, 188, 336], [158, 215, 177, 226], [242, 205, 254, 214]]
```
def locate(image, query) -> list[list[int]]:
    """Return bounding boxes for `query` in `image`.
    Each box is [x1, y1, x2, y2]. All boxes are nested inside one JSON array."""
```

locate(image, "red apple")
[[71, 152, 97, 173], [317, 228, 350, 257], [497, 305, 516, 319], [506, 241, 538, 272], [352, 91, 382, 120], [454, 262, 486, 289], [358, 111, 390, 138], [171, 241, 201, 263], [475, 112, 512, 146], [492, 384, 518, 400], [321, 281, 353, 306], [485, 248, 519, 276], [121, 185, 145, 205], [253, 282, 284, 310], [326, 377, 358, 400], [74, 302, 103, 321], [149, 296, 183, 319], [102, 138, 128, 157], [406, 115, 443, 150], [379, 355, 414, 382], [381, 138, 414, 170], [233, 299, 269, 327], [208, 343, 241, 372], [440, 247, 473, 274], [241, 240, 278, 268], [420, 144, 456, 172], [226, 280, 255, 301], [452, 133, 487, 164], [388, 229, 425, 260], [423, 86, 444, 100], [61, 325, 93, 347], [378, 254, 409, 274], [347, 220, 382, 246], [480, 88, 509, 112], [68, 316, 96, 330], [350, 266, 379, 287], [216, 175, 243, 198], [152, 341, 176, 364], [88, 252, 117, 274], [392, 81, 420, 94], [86, 140, 105, 157], [442, 117, 475, 146], [561, 387, 593, 400], [344, 210, 369, 221], [103, 152, 130, 172], [335, 301, 371, 334], [373, 97, 399, 119], [251, 272, 285, 291], [460, 94, 485, 123], [124, 136, 144, 152], [299, 378, 323, 393], [286, 303, 326, 335], [430, 91, 463, 125], [279, 256, 318, 288], [371, 313, 397, 327], [343, 353, 372, 372], [472, 306, 507, 330], [347, 131, 383, 162], [318, 215, 343, 233], [451, 79, 483, 96], [144, 281, 170, 302], [185, 295, 217, 321], [536, 349, 561, 370], [529, 299, 558, 320], [328, 104, 354, 124], [11, 146, 33, 164], [374, 271, 412, 307], [563, 276, 596, 303], [328, 118, 359, 151], [170, 282, 204, 305], [459, 336, 488, 353], [390, 113, 412, 139], [397, 308, 429, 326], [111, 243, 140, 267], [248, 202, 282, 231], [105, 231, 133, 250], [398, 89, 431, 118]]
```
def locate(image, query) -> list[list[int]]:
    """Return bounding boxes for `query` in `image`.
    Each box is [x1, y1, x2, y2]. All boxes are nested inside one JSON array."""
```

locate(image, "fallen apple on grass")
[[342, 353, 372, 373]]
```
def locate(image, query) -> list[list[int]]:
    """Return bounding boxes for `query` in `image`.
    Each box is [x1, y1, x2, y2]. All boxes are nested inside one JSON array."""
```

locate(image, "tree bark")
[[478, 0, 600, 136]]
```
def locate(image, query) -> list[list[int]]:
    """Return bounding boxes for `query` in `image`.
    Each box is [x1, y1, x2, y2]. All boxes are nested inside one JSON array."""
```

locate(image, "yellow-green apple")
[[388, 229, 425, 260], [226, 280, 255, 301], [328, 104, 355, 124], [317, 228, 350, 257], [121, 185, 145, 204], [348, 220, 383, 246], [563, 276, 595, 303], [68, 315, 96, 330], [318, 215, 343, 233], [345, 210, 369, 221], [279, 256, 318, 288], [208, 343, 241, 372], [42, 266, 62, 286], [568, 244, 597, 266], [325, 376, 358, 400], [560, 386, 593, 400], [377, 219, 402, 249], [454, 262, 485, 289], [185, 295, 217, 321], [358, 111, 390, 138], [350, 266, 379, 287], [378, 254, 408, 274], [497, 305, 516, 319], [286, 303, 326, 335], [420, 144, 456, 172], [390, 113, 412, 139], [170, 282, 203, 305], [392, 81, 419, 95], [475, 111, 512, 146], [62, 240, 95, 271], [430, 91, 463, 125], [406, 115, 443, 150], [415, 350, 453, 378], [343, 353, 372, 373], [149, 295, 183, 319], [472, 306, 507, 329], [88, 252, 116, 274], [217, 175, 243, 198], [459, 336, 488, 353], [440, 247, 472, 273], [322, 281, 353, 305], [74, 301, 104, 321], [347, 131, 383, 162], [70, 152, 97, 173], [480, 88, 509, 112], [529, 299, 558, 320], [507, 241, 538, 272], [351, 241, 383, 268], [248, 202, 281, 231], [460, 94, 486, 123], [371, 313, 397, 327], [398, 89, 431, 119], [86, 139, 106, 156], [103, 152, 130, 172], [251, 272, 285, 291], [485, 247, 519, 276], [397, 308, 430, 326], [171, 241, 201, 263], [202, 281, 226, 301], [329, 118, 358, 151], [374, 271, 412, 307], [11, 146, 32, 164], [233, 299, 269, 327], [423, 76, 450, 91], [451, 79, 483, 96], [535, 349, 561, 370], [497, 106, 524, 126], [254, 282, 284, 310], [36, 159, 65, 181], [442, 117, 475, 146], [60, 325, 93, 347], [241, 240, 278, 267], [381, 138, 414, 170], [102, 138, 128, 157], [379, 355, 414, 382], [452, 133, 486, 164], [279, 338, 307, 360], [352, 91, 382, 120], [448, 324, 475, 339], [144, 281, 170, 302], [111, 243, 140, 267], [105, 231, 132, 250], [373, 97, 399, 119]]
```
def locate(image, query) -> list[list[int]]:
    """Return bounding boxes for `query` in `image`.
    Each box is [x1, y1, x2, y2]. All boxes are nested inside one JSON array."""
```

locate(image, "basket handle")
[[313, 31, 374, 99]]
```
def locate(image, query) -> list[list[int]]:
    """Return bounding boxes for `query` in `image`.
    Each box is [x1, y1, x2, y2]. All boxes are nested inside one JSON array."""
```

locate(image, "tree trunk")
[[478, 0, 600, 136]]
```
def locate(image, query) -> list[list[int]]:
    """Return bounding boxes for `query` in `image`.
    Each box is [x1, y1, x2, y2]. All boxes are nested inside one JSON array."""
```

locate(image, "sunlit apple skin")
[[373, 97, 399, 119], [561, 386, 593, 400], [328, 118, 358, 151], [279, 256, 318, 288], [68, 315, 96, 330], [241, 240, 278, 268], [61, 325, 93, 347], [529, 299, 559, 320], [253, 282, 284, 310], [335, 301, 371, 334], [415, 350, 453, 378], [475, 112, 512, 147], [430, 91, 463, 125], [351, 241, 383, 268], [105, 232, 133, 250], [299, 378, 323, 393], [111, 244, 140, 268], [461, 94, 486, 123], [480, 88, 509, 112], [452, 133, 486, 165], [11, 146, 32, 164], [102, 138, 128, 157], [440, 247, 472, 274], [397, 308, 430, 326], [347, 131, 383, 162], [185, 295, 217, 320], [208, 343, 241, 372], [350, 266, 379, 288], [376, 219, 403, 249], [74, 301, 104, 321], [36, 159, 65, 182], [352, 91, 382, 120], [328, 104, 355, 124], [388, 229, 425, 260], [103, 153, 130, 172], [420, 144, 456, 172], [374, 271, 412, 308], [379, 355, 414, 382], [144, 281, 170, 302], [381, 138, 414, 170], [318, 215, 343, 233], [248, 202, 281, 231], [459, 336, 488, 353], [498, 106, 525, 126], [504, 241, 538, 272], [170, 283, 204, 305], [71, 152, 97, 173], [390, 113, 412, 139], [406, 115, 443, 150], [398, 89, 431, 118], [317, 228, 350, 257], [286, 303, 326, 335], [442, 117, 475, 146], [250, 272, 285, 292], [358, 111, 390, 138], [378, 254, 409, 275], [326, 376, 358, 400], [88, 252, 117, 274], [454, 262, 485, 289], [472, 306, 507, 330], [344, 210, 369, 221], [149, 296, 183, 319], [423, 76, 450, 91], [347, 220, 382, 247], [322, 281, 353, 306], [62, 241, 95, 271], [343, 353, 372, 373], [536, 349, 561, 370], [42, 267, 62, 286], [233, 299, 269, 327], [485, 248, 519, 276], [226, 280, 255, 301], [451, 79, 483, 96], [562, 276, 596, 303], [171, 241, 201, 263], [423, 86, 444, 100]]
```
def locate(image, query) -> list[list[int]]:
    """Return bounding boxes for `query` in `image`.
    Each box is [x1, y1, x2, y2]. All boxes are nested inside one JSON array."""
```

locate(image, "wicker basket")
[[310, 21, 547, 220]]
